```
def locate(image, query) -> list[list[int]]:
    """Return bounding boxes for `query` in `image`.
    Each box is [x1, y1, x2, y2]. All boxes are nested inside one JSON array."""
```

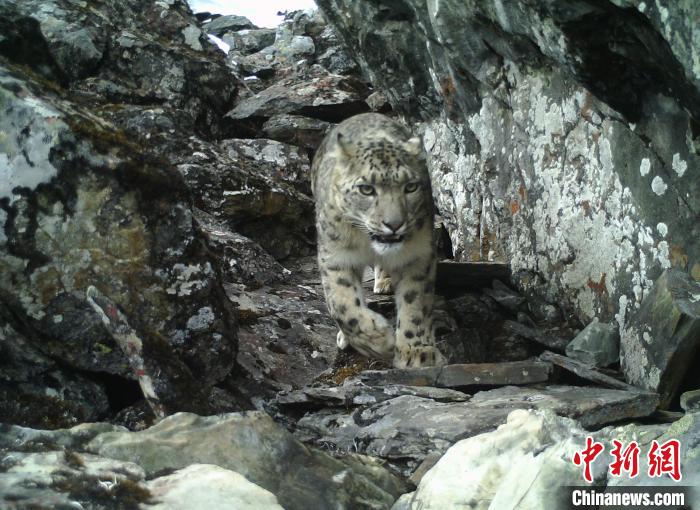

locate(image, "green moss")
[[94, 342, 114, 355]]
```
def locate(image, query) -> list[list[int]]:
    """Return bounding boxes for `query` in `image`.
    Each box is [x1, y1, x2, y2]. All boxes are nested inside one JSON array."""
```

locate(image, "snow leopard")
[[311, 113, 446, 368]]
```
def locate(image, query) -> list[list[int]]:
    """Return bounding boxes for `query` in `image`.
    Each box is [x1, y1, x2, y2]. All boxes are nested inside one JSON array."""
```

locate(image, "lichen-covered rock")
[[193, 209, 286, 288], [316, 0, 700, 329], [226, 68, 369, 123], [0, 450, 149, 509], [86, 411, 405, 510], [0, 63, 237, 421], [220, 138, 312, 194], [0, 0, 236, 138], [222, 28, 276, 55], [202, 14, 256, 36], [620, 269, 700, 407], [681, 389, 700, 413], [262, 114, 332, 150], [175, 139, 315, 260], [399, 410, 586, 510]]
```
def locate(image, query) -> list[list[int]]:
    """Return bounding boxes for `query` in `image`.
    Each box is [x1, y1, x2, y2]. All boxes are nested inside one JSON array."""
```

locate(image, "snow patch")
[[206, 34, 230, 54]]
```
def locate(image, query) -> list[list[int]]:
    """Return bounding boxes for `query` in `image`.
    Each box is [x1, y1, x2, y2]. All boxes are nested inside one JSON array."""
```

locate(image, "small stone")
[[483, 279, 526, 311], [565, 318, 619, 367], [366, 91, 390, 111]]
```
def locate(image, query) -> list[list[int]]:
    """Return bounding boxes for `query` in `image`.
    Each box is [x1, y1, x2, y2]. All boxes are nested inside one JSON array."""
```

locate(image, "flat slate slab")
[[352, 361, 552, 388], [295, 385, 659, 465], [540, 351, 634, 391], [275, 382, 470, 407]]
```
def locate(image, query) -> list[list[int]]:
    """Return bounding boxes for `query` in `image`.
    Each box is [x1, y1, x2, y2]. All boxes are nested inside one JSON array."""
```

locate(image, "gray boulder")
[[566, 318, 620, 367], [262, 114, 332, 150], [226, 68, 370, 122], [203, 14, 256, 36], [222, 28, 276, 55], [398, 410, 587, 510], [145, 464, 284, 510], [620, 269, 700, 407], [86, 411, 405, 510]]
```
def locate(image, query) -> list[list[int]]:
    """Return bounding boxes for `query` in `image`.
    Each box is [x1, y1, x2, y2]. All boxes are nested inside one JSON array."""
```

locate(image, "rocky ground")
[[1, 1, 699, 509]]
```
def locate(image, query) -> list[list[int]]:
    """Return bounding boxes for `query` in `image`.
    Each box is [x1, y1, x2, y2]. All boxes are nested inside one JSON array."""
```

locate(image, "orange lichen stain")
[[669, 245, 688, 269], [441, 76, 456, 112], [587, 273, 607, 295], [580, 91, 593, 121], [518, 185, 526, 201]]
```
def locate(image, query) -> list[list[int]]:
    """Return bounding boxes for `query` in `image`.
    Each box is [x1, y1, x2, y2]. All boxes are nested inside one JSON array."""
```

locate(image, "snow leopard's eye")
[[404, 182, 419, 193], [357, 184, 376, 196]]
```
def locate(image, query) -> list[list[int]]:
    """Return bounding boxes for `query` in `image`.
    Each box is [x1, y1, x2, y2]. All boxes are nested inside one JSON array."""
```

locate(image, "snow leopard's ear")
[[336, 132, 354, 157], [404, 136, 423, 156]]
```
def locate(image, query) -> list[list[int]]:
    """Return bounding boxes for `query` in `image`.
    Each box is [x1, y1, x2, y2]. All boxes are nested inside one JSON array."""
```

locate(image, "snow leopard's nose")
[[382, 220, 404, 233]]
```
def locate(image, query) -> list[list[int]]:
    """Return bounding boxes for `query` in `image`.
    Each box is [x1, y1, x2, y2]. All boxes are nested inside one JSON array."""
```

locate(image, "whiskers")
[[347, 217, 371, 234]]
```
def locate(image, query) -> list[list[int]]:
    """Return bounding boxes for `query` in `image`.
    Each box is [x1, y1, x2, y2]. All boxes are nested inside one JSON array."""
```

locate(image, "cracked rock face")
[[0, 0, 244, 426], [316, 0, 700, 327]]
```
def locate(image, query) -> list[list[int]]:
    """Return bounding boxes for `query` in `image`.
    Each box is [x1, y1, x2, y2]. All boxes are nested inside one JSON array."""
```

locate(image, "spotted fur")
[[311, 113, 446, 368]]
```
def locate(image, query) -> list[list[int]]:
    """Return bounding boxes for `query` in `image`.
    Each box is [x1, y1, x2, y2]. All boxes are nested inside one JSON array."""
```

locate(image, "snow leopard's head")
[[333, 126, 433, 255]]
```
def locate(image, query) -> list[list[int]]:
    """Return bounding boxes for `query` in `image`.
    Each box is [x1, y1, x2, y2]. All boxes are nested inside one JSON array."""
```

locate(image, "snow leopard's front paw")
[[393, 344, 447, 368], [343, 315, 395, 360]]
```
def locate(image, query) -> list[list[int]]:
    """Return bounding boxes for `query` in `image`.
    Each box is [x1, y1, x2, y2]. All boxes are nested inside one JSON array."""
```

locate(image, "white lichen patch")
[[672, 153, 687, 177], [182, 24, 203, 51], [0, 74, 67, 203], [639, 158, 651, 176], [654, 240, 671, 269], [163, 262, 212, 296], [186, 306, 215, 331], [656, 222, 668, 237], [651, 175, 667, 195]]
